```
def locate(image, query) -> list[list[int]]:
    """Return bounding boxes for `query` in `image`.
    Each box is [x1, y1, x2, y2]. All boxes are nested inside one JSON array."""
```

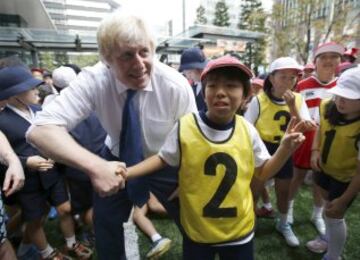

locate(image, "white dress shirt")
[[30, 61, 197, 158]]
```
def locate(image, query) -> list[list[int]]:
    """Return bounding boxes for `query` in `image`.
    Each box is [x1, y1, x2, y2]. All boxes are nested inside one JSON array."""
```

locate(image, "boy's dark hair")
[[324, 99, 344, 126], [201, 67, 251, 98]]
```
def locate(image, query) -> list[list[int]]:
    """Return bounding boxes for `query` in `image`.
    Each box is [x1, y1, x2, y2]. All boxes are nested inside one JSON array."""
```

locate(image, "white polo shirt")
[[30, 61, 197, 158]]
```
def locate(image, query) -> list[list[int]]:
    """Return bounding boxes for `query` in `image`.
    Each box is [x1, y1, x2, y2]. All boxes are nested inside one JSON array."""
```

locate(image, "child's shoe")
[[276, 221, 300, 247], [256, 206, 275, 218], [41, 249, 72, 260], [306, 236, 327, 254], [311, 216, 326, 235], [146, 237, 171, 259], [63, 242, 93, 259]]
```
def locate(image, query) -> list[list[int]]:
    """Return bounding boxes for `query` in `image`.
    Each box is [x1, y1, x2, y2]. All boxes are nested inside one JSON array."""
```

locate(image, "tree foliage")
[[238, 0, 268, 74], [271, 0, 352, 64], [213, 0, 230, 27], [195, 5, 207, 25]]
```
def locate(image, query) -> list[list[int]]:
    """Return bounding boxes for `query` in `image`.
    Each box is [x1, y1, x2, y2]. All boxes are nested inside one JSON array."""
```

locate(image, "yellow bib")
[[178, 113, 255, 243], [255, 92, 302, 143], [319, 100, 360, 182]]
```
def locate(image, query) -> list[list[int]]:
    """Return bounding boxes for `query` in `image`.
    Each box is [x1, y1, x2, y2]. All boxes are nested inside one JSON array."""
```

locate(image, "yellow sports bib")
[[178, 113, 255, 243], [255, 92, 302, 144], [319, 100, 360, 182]]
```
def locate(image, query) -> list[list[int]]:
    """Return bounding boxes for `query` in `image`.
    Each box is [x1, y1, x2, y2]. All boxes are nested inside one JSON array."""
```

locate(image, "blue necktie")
[[119, 89, 149, 206]]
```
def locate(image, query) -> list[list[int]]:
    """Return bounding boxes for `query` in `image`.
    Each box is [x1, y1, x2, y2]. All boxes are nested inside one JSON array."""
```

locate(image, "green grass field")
[[45, 185, 360, 259]]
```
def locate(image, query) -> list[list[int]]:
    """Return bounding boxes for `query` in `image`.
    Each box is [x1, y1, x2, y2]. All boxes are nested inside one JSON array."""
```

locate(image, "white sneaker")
[[306, 236, 327, 254], [311, 217, 326, 235], [276, 222, 300, 247], [146, 237, 172, 259]]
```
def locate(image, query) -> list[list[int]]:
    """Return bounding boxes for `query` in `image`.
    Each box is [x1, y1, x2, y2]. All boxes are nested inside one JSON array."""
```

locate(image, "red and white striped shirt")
[[296, 75, 337, 123]]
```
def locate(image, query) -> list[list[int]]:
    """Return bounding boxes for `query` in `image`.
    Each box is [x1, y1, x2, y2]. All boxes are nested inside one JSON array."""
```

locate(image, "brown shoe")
[[256, 206, 275, 218], [41, 249, 72, 260], [63, 242, 93, 259]]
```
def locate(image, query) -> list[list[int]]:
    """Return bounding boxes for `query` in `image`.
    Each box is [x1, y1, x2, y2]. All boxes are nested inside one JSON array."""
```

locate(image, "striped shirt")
[[296, 75, 337, 123]]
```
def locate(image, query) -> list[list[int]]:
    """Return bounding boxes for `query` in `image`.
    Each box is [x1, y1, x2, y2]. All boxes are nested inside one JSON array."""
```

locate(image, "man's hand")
[[26, 155, 54, 172], [3, 157, 25, 197], [90, 161, 127, 197]]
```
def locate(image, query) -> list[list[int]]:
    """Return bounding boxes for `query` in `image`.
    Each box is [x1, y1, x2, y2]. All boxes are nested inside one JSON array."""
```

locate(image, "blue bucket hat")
[[179, 47, 208, 72], [0, 66, 43, 101]]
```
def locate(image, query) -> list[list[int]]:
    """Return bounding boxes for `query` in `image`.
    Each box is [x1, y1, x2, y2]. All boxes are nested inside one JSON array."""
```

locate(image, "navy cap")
[[0, 66, 43, 101], [179, 47, 208, 72]]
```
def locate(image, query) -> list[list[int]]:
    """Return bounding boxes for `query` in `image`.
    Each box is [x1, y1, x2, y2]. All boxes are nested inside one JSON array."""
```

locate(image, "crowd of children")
[[0, 39, 358, 260]]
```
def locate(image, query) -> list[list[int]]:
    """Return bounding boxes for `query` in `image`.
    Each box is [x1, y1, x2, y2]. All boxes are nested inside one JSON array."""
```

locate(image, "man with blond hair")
[[27, 12, 197, 259]]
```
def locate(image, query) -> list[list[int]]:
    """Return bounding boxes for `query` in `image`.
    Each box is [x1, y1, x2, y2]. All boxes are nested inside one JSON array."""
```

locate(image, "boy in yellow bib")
[[125, 56, 306, 259]]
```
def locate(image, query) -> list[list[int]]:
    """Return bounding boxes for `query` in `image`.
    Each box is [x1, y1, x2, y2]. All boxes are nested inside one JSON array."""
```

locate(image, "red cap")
[[251, 78, 264, 87], [303, 63, 315, 71], [344, 48, 359, 58], [31, 68, 44, 74], [201, 56, 253, 81], [313, 42, 344, 59]]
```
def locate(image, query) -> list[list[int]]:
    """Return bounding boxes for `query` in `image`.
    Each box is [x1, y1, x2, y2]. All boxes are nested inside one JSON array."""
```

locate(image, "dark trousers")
[[94, 147, 181, 260], [183, 236, 254, 260]]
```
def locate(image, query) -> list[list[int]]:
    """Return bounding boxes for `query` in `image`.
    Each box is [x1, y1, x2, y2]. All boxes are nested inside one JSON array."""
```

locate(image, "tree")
[[271, 0, 352, 64], [213, 0, 230, 27], [195, 5, 207, 25], [238, 0, 268, 74]]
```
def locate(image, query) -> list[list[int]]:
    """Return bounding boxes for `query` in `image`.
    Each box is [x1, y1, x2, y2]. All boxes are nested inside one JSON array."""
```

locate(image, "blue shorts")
[[67, 179, 93, 214], [183, 235, 254, 260], [264, 141, 293, 179], [17, 177, 69, 222], [314, 171, 351, 203], [0, 194, 7, 244]]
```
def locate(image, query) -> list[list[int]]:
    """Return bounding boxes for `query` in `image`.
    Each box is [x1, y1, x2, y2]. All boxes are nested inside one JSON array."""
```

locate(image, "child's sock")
[[40, 244, 54, 259], [324, 216, 346, 260], [151, 233, 162, 243], [263, 202, 273, 210], [312, 206, 324, 219], [65, 235, 77, 249], [279, 213, 288, 226]]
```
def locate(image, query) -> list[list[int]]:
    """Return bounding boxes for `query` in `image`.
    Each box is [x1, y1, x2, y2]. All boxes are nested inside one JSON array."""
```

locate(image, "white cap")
[[269, 57, 302, 73], [314, 42, 344, 59], [52, 66, 77, 89], [328, 66, 360, 99]]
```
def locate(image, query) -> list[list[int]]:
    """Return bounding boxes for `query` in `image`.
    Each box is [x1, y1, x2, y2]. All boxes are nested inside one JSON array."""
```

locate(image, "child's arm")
[[310, 127, 321, 171], [127, 155, 168, 180], [257, 117, 305, 181], [326, 161, 360, 218]]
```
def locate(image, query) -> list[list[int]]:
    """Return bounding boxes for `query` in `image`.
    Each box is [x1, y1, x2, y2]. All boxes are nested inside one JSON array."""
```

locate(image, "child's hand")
[[115, 164, 127, 189], [26, 155, 54, 172], [326, 198, 346, 218], [310, 150, 321, 172], [303, 120, 317, 132], [280, 117, 306, 152], [283, 90, 296, 108]]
